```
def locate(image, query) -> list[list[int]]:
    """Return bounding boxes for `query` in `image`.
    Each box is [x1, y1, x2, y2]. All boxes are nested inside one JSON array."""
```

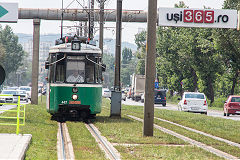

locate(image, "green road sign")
[[0, 6, 8, 18]]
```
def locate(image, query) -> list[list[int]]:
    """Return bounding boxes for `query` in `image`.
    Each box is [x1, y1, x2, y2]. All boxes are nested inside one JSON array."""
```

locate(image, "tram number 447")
[[183, 10, 229, 24], [61, 101, 68, 104]]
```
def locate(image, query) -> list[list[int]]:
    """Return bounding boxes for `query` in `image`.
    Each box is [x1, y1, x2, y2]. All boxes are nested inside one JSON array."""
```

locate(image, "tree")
[[135, 31, 147, 75], [122, 47, 132, 64], [213, 0, 240, 95], [102, 54, 115, 88], [0, 25, 25, 76], [0, 43, 6, 65]]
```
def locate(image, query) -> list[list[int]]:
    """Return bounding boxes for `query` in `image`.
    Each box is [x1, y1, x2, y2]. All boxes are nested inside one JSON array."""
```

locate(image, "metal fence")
[[0, 95, 26, 134]]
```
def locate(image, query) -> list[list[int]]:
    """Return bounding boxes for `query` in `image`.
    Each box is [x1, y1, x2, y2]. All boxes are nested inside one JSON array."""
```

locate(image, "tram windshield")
[[51, 54, 101, 84], [66, 61, 85, 83]]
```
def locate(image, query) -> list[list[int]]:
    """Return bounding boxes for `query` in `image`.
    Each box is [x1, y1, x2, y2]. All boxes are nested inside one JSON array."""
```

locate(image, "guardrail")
[[0, 95, 26, 134]]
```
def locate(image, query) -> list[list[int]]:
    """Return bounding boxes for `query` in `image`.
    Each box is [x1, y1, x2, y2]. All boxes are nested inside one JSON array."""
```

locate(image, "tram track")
[[57, 122, 75, 160], [85, 121, 121, 160]]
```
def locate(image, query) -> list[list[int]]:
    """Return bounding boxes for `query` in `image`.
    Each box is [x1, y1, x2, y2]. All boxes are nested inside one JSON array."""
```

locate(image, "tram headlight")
[[72, 87, 78, 93], [72, 94, 78, 100]]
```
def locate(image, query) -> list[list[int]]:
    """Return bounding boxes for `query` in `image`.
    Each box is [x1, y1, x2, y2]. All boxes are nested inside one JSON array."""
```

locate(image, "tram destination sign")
[[158, 8, 238, 29], [0, 3, 18, 23]]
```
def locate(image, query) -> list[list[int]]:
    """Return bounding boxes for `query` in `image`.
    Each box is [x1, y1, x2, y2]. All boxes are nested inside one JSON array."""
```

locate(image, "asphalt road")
[[0, 100, 30, 114], [122, 98, 240, 121]]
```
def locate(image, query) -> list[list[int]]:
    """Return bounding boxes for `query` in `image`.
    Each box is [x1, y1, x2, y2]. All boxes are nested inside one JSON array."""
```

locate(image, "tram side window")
[[55, 55, 65, 82], [49, 55, 55, 83], [95, 58, 102, 84], [86, 60, 94, 83], [66, 61, 85, 83]]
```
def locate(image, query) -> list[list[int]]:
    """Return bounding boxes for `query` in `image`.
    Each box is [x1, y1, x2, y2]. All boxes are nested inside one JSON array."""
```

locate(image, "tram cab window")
[[66, 61, 85, 83], [55, 54, 65, 82]]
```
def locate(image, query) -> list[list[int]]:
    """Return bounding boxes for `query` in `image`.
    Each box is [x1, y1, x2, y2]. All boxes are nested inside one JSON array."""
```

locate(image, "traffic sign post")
[[0, 3, 18, 23]]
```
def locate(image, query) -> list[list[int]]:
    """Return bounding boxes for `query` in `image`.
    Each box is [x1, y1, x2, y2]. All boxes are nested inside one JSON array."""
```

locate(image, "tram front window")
[[66, 61, 85, 83]]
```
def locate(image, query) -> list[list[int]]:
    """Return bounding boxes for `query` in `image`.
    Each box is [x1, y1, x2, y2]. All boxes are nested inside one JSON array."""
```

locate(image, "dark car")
[[224, 95, 240, 116], [154, 89, 166, 106]]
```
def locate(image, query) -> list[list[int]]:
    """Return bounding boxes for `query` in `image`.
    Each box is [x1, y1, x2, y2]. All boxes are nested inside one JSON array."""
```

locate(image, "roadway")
[[122, 98, 240, 121]]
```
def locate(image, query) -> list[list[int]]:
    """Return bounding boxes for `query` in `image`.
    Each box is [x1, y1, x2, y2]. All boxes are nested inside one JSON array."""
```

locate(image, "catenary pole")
[[114, 0, 122, 92], [110, 0, 122, 117], [99, 0, 105, 54], [143, 0, 157, 136], [31, 19, 41, 105]]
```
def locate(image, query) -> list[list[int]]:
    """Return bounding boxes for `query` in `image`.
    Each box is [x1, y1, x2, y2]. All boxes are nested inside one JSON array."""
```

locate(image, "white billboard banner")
[[0, 3, 18, 23], [158, 8, 238, 29]]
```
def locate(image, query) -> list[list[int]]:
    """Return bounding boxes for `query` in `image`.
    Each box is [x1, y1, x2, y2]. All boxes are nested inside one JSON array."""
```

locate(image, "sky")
[[2, 0, 225, 44]]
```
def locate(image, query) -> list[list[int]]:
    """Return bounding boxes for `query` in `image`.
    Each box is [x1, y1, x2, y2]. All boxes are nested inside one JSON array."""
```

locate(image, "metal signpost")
[[0, 3, 18, 23]]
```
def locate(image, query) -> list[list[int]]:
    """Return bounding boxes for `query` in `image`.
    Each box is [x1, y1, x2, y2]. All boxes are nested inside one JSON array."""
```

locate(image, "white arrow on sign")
[[0, 3, 18, 23]]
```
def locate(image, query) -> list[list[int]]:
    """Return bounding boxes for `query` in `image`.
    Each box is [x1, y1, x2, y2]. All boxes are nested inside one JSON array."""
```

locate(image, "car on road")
[[6, 86, 19, 90], [17, 90, 29, 103], [19, 86, 31, 100], [102, 88, 111, 98], [224, 95, 240, 116], [141, 93, 144, 103], [178, 92, 208, 114], [122, 91, 126, 101], [0, 90, 19, 104], [154, 89, 167, 106], [127, 88, 132, 99]]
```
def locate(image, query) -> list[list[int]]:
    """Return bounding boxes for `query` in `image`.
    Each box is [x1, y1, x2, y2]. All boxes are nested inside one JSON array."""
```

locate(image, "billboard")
[[158, 8, 238, 29]]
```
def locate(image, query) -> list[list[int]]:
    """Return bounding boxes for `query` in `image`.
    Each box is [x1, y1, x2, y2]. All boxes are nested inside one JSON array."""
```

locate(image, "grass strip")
[[95, 99, 222, 159], [116, 145, 223, 160], [126, 104, 240, 143], [123, 104, 240, 158], [0, 96, 58, 160], [67, 121, 106, 160]]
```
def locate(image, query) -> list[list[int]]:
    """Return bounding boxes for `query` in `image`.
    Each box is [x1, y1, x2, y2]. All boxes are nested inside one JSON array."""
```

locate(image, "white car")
[[19, 86, 32, 100], [102, 88, 111, 98], [0, 90, 19, 104], [17, 90, 29, 103], [178, 92, 208, 114]]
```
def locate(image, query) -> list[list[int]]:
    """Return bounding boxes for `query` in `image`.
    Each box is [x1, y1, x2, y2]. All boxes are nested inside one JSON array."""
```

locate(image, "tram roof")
[[49, 43, 102, 55]]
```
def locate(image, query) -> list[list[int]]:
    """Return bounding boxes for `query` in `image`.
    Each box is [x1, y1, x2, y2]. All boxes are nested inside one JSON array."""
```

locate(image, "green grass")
[[116, 145, 223, 160], [67, 121, 106, 160], [0, 97, 58, 160], [123, 104, 240, 158], [92, 99, 222, 159]]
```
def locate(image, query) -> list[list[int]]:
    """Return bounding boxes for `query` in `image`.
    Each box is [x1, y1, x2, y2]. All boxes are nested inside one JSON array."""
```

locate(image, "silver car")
[[0, 90, 19, 104]]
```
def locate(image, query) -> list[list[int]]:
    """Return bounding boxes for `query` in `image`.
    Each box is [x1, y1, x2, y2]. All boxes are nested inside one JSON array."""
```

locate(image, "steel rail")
[[58, 123, 75, 160], [86, 122, 120, 160], [154, 117, 240, 149], [59, 123, 67, 160]]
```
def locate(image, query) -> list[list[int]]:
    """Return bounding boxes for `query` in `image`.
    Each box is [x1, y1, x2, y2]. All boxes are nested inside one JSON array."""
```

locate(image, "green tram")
[[45, 36, 105, 121]]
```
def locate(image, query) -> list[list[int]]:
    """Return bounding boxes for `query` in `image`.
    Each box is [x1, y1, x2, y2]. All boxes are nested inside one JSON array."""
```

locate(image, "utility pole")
[[97, 0, 105, 54], [31, 19, 41, 105], [89, 0, 95, 40], [79, 22, 83, 36], [143, 0, 157, 136], [110, 0, 122, 117]]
